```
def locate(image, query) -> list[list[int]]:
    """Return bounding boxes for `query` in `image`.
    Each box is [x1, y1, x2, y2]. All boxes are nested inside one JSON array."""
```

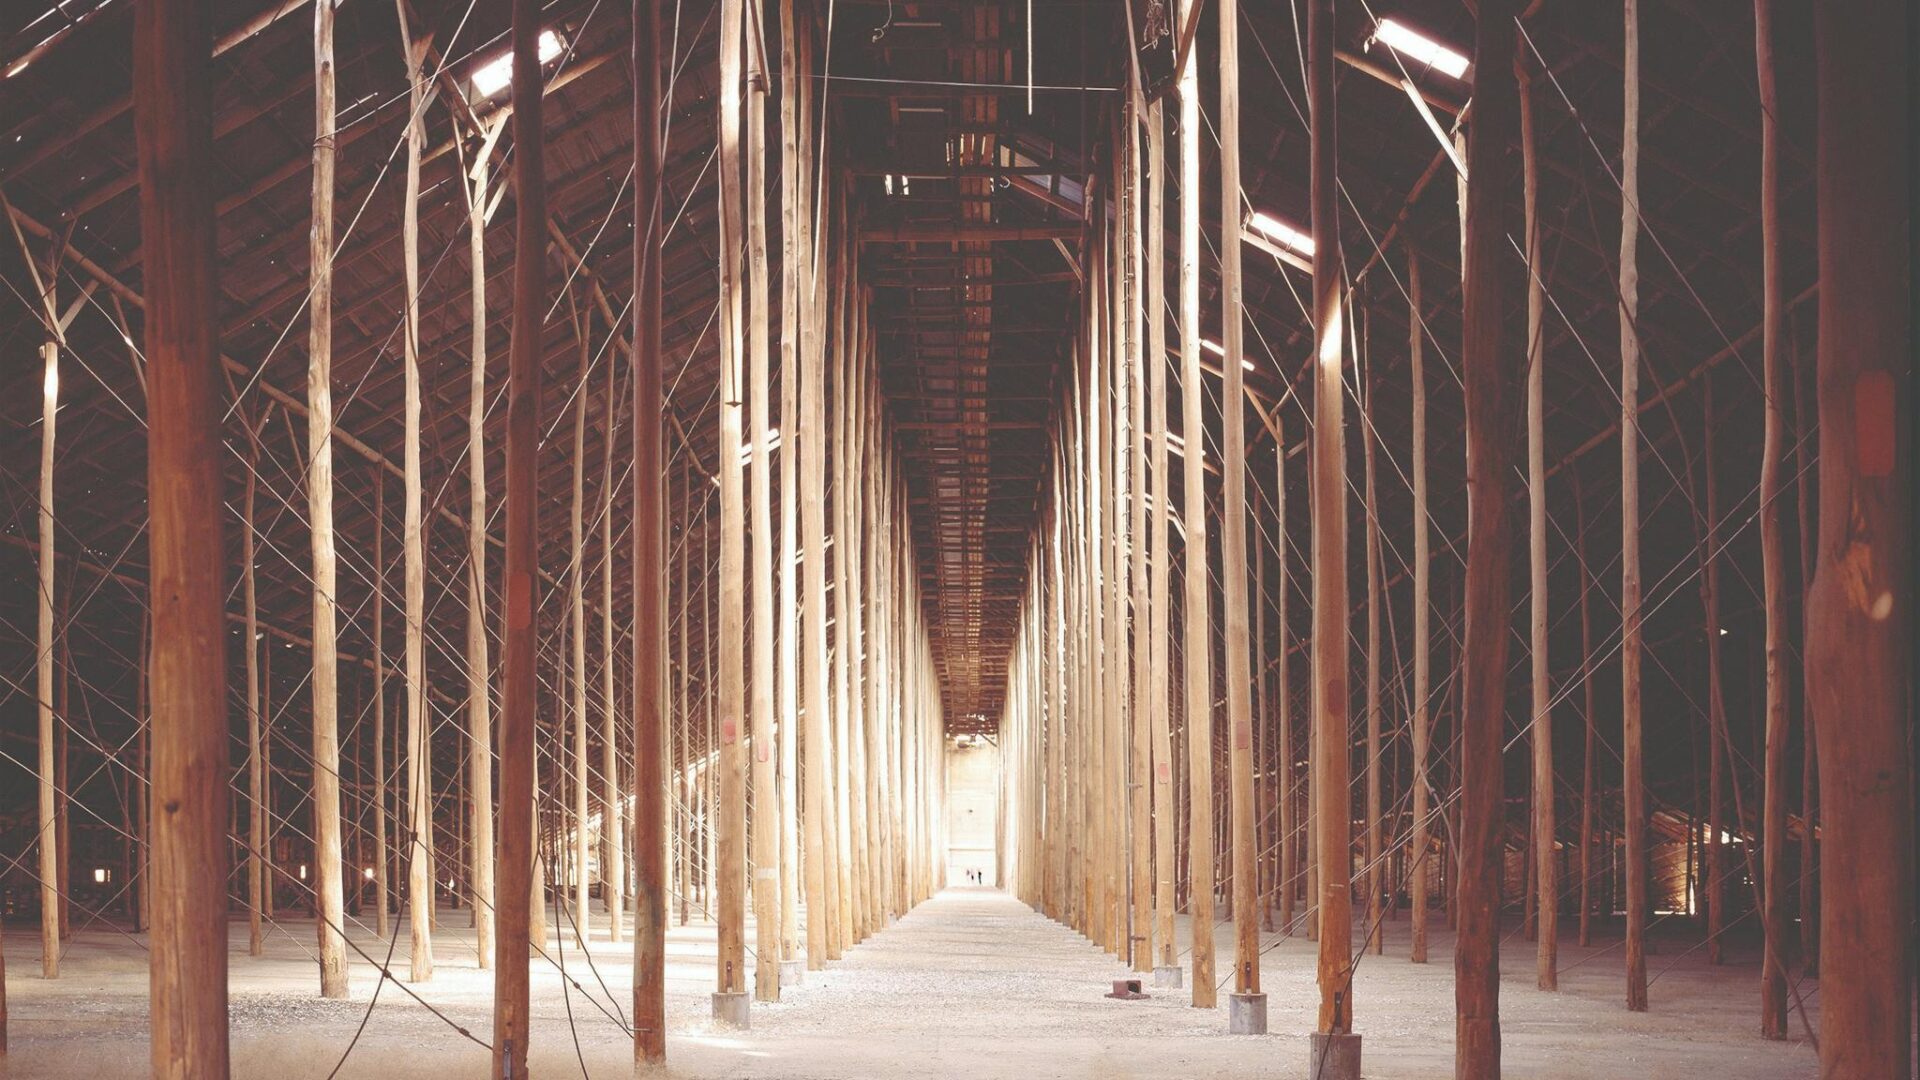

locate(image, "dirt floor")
[[2, 887, 1821, 1078]]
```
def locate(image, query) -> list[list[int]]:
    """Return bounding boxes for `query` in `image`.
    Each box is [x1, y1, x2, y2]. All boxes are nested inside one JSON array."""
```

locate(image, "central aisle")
[[686, 886, 1250, 1079]]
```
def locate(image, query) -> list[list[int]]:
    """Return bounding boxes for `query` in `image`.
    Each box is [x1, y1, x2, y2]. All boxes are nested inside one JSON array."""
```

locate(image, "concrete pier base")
[[711, 990, 751, 1029], [1227, 992, 1268, 1034], [779, 959, 806, 987], [1309, 1031, 1363, 1080], [1152, 965, 1183, 989]]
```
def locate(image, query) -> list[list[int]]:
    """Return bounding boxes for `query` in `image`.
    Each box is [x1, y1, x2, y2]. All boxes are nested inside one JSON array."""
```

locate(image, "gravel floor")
[[1, 887, 1820, 1078]]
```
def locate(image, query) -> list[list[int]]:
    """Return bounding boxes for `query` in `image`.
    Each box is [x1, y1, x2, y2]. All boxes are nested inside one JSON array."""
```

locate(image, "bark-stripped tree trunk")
[[1521, 55, 1556, 990], [1175, 0, 1216, 1006], [1618, 0, 1649, 1013], [1306, 0, 1352, 1033], [1456, 0, 1521, 1070], [1808, 4, 1911, 1075], [1145, 92, 1176, 970], [1408, 250, 1431, 964], [135, 2, 230, 1066], [396, 7, 433, 983], [493, 0, 545, 1069], [462, 113, 497, 969], [308, 0, 348, 999]]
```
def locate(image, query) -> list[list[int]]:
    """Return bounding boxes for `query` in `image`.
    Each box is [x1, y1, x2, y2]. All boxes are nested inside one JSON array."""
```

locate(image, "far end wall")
[[945, 739, 999, 886]]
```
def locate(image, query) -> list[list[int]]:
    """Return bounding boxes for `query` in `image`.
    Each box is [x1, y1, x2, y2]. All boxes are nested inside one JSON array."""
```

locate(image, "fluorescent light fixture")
[[1370, 18, 1469, 80], [1247, 211, 1315, 258], [1202, 338, 1257, 372], [736, 428, 781, 466], [364, 867, 377, 880], [470, 29, 563, 97], [93, 867, 108, 884]]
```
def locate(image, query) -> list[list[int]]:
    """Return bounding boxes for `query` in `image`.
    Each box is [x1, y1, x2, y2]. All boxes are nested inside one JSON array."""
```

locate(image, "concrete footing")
[[1309, 1031, 1363, 1080], [1227, 992, 1268, 1034], [779, 959, 806, 988], [711, 990, 751, 1029], [1152, 965, 1183, 989]]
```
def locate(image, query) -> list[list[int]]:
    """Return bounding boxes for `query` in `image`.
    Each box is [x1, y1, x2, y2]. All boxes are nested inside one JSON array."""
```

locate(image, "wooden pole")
[[1702, 379, 1731, 970], [1277, 431, 1295, 937], [746, 24, 782, 997], [1809, 3, 1911, 1074], [463, 112, 496, 969], [493, 0, 544, 1069], [1306, 0, 1352, 1035], [1408, 251, 1431, 963], [1457, 0, 1524, 1063], [1142, 90, 1172, 960], [713, 0, 750, 1006], [1175, 0, 1216, 1009], [571, 308, 593, 947], [36, 337, 59, 980], [1218, 0, 1261, 1000], [801, 193, 833, 969], [601, 309, 623, 945], [1125, 84, 1153, 973], [396, 5, 434, 984], [1753, 0, 1791, 1039], [304, 0, 349, 1000], [630, 0, 666, 1047], [1363, 324, 1384, 958], [1521, 53, 1556, 991], [244, 442, 265, 957], [372, 470, 390, 939], [1618, 0, 1650, 1014], [135, 0, 229, 1067], [1575, 473, 1596, 949], [775, 0, 803, 967]]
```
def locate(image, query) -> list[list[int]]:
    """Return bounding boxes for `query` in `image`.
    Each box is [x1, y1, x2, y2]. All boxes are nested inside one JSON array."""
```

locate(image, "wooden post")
[[36, 337, 59, 980], [308, 0, 349, 1001], [396, 5, 434, 984], [134, 0, 230, 1068], [1125, 83, 1153, 973], [714, 0, 750, 1006], [1809, 3, 1911, 1074], [373, 471, 390, 939], [1753, 0, 1790, 1039], [493, 0, 544, 1069], [1363, 324, 1384, 957], [601, 316, 623, 945], [746, 25, 782, 997], [1276, 432, 1295, 937], [1617, 0, 1650, 1014], [244, 441, 265, 957], [631, 0, 666, 1049], [1175, 0, 1216, 1008], [1218, 0, 1261, 1001], [1306, 0, 1352, 1035], [1456, 1, 1521, 1070], [570, 309, 593, 947], [463, 111, 497, 970], [1408, 250, 1431, 963], [801, 191, 833, 969], [1521, 53, 1556, 991], [775, 0, 803, 968]]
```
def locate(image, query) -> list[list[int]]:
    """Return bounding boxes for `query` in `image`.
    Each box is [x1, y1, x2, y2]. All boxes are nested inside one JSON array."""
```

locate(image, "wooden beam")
[[1619, 0, 1649, 1015], [858, 222, 1080, 243], [746, 35, 781, 999], [135, 0, 230, 1071], [459, 94, 497, 973], [1522, 53, 1556, 992]]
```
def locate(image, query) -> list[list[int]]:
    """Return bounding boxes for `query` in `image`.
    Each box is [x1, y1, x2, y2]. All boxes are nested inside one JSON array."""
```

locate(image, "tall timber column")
[[462, 109, 497, 971], [1144, 94, 1179, 989], [570, 326, 593, 944], [1456, 0, 1522, 1073], [36, 305, 60, 983], [493, 0, 544, 1071], [800, 192, 833, 973], [307, 0, 348, 999], [1617, 0, 1649, 1014], [746, 35, 782, 1001], [1753, 0, 1788, 1039], [1217, 0, 1263, 1033], [1808, 2, 1911, 1074], [243, 444, 264, 957], [774, 0, 804, 981], [1175, 0, 1217, 1008], [600, 333, 622, 944], [1305, 0, 1355, 1070], [134, 0, 229, 1070], [1520, 55, 1556, 992], [711, 0, 750, 1024], [1407, 252, 1431, 963], [1124, 86, 1153, 976], [397, 10, 434, 984]]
